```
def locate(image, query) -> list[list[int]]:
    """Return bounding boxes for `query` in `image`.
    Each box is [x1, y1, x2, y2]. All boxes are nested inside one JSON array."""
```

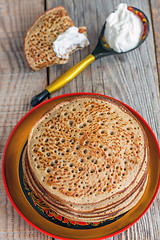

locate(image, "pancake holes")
[[75, 194, 78, 197], [86, 173, 89, 177], [130, 147, 133, 150], [87, 119, 92, 123], [78, 167, 83, 171], [113, 181, 116, 184], [90, 169, 95, 173], [73, 151, 76, 155], [70, 139, 75, 144], [91, 104, 94, 108], [79, 123, 86, 129], [106, 164, 110, 169], [100, 130, 105, 134], [99, 144, 103, 148], [50, 161, 54, 167], [69, 120, 74, 127], [33, 148, 38, 153], [110, 131, 115, 135], [91, 159, 97, 164], [55, 137, 59, 141], [75, 145, 81, 150], [116, 166, 119, 169], [87, 155, 91, 159], [89, 192, 92, 195], [46, 152, 51, 157], [79, 132, 84, 136], [34, 158, 37, 162], [65, 148, 70, 153], [61, 138, 66, 143], [79, 158, 84, 163], [64, 112, 68, 116], [124, 161, 127, 164], [103, 187, 106, 192], [98, 168, 102, 172], [50, 125, 54, 129], [104, 147, 107, 151], [84, 140, 89, 146], [52, 186, 57, 189], [69, 163, 74, 167], [83, 149, 88, 154], [127, 127, 130, 130], [37, 164, 41, 169], [55, 160, 58, 164], [45, 138, 49, 143], [124, 168, 126, 171], [108, 153, 112, 157], [46, 168, 51, 173], [72, 108, 76, 111], [68, 188, 71, 191]]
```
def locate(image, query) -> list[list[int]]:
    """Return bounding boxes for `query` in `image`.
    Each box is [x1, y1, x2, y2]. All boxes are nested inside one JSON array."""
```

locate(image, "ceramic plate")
[[2, 93, 160, 239]]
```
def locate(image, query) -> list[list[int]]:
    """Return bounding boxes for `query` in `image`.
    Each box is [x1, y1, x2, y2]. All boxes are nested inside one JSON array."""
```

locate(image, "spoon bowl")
[[31, 6, 149, 107]]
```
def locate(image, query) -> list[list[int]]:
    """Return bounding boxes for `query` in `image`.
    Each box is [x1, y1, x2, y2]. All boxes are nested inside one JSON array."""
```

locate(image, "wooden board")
[[0, 0, 49, 239], [0, 0, 159, 239]]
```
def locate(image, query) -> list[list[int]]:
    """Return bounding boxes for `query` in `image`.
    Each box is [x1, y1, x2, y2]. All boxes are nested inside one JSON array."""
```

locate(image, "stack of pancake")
[[22, 96, 149, 222]]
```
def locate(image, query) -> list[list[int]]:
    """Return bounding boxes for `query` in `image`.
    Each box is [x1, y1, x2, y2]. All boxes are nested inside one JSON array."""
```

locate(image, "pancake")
[[23, 96, 149, 222], [23, 147, 148, 213], [24, 6, 89, 71]]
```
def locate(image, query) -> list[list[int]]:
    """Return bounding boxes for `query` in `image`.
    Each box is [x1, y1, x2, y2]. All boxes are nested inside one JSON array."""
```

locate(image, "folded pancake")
[[23, 96, 149, 222], [24, 6, 89, 71]]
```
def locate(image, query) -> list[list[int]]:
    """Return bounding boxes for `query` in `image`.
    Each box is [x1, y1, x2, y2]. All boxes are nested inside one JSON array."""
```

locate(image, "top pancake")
[[27, 96, 147, 205], [24, 6, 89, 71]]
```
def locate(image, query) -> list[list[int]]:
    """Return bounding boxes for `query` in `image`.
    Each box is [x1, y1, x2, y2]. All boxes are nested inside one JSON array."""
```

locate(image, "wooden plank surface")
[[0, 0, 49, 239], [150, 0, 160, 86], [0, 0, 159, 239]]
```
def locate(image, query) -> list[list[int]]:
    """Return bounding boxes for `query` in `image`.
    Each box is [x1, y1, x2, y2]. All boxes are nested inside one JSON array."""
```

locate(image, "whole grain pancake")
[[23, 146, 148, 213], [24, 6, 89, 71], [27, 97, 147, 202], [23, 145, 148, 222], [23, 96, 149, 222]]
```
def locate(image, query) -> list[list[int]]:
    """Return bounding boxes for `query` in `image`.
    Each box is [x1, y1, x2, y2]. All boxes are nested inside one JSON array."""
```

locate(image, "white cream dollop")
[[53, 26, 89, 59], [104, 3, 143, 53]]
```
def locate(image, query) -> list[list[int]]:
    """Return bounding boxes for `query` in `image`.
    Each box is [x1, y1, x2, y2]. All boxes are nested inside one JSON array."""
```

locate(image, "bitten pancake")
[[24, 6, 89, 71]]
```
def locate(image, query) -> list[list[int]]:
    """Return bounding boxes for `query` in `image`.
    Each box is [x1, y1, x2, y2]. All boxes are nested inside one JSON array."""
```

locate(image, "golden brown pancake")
[[23, 96, 149, 222]]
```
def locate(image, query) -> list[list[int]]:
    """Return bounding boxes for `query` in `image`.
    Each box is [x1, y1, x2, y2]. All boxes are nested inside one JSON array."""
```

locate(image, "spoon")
[[31, 7, 149, 107]]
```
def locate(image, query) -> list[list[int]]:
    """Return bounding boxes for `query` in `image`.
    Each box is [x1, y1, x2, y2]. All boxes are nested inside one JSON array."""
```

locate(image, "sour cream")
[[104, 3, 143, 53], [53, 26, 89, 59]]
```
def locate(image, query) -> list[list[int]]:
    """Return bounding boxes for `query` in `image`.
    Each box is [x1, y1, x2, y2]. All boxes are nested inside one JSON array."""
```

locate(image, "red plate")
[[2, 93, 160, 239]]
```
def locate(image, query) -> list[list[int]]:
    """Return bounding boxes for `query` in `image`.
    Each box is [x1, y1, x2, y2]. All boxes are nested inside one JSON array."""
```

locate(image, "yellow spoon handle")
[[46, 54, 95, 94]]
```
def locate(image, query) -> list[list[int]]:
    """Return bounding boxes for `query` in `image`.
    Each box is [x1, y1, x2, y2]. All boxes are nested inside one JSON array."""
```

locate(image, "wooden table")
[[0, 0, 159, 239]]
